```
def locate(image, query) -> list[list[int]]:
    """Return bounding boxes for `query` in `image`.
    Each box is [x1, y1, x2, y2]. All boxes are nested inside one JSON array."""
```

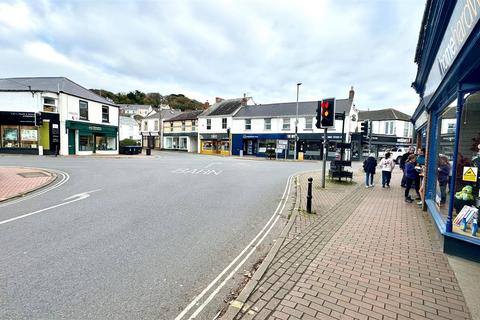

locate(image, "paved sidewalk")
[[0, 167, 56, 202], [223, 171, 473, 320]]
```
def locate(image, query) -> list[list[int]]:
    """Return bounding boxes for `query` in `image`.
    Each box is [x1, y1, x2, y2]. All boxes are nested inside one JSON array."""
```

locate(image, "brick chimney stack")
[[203, 101, 210, 109], [215, 97, 224, 103], [349, 86, 355, 101]]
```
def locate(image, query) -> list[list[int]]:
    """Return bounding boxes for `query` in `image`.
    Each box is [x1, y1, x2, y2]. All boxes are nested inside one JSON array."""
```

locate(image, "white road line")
[[0, 189, 100, 226], [175, 174, 294, 320], [0, 168, 70, 208], [204, 162, 222, 168], [189, 175, 294, 319]]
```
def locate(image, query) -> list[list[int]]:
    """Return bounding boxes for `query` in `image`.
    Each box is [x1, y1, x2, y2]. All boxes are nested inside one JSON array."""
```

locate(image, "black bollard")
[[307, 177, 313, 213]]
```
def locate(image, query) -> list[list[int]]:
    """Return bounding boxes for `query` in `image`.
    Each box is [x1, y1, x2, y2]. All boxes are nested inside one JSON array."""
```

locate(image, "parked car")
[[378, 147, 414, 164]]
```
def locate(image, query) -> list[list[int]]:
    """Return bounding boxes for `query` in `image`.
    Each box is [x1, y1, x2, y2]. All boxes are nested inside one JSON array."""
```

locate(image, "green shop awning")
[[66, 120, 118, 136]]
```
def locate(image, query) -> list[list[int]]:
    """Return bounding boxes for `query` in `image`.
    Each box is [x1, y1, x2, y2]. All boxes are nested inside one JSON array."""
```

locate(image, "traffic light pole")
[[322, 128, 327, 188]]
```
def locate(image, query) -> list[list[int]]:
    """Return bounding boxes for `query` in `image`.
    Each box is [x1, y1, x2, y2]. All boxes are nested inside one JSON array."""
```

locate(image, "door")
[[68, 129, 76, 155]]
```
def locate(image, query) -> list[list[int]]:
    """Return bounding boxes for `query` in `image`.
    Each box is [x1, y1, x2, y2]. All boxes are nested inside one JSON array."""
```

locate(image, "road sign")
[[463, 167, 478, 182]]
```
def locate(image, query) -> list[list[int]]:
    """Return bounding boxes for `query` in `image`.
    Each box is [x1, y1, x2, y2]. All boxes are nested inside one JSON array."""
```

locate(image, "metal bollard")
[[307, 177, 313, 213]]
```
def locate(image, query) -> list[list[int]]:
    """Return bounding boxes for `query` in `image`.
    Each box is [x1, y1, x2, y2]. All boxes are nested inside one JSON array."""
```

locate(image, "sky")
[[0, 0, 426, 114]]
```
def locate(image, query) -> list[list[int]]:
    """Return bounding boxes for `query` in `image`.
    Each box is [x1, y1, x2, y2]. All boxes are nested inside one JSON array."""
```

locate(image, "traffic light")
[[320, 98, 335, 128], [361, 120, 369, 136], [315, 101, 321, 128]]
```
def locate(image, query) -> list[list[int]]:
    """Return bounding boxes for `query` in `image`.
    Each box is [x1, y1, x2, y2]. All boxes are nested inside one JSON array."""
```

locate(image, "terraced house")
[[0, 77, 119, 156], [162, 110, 202, 153]]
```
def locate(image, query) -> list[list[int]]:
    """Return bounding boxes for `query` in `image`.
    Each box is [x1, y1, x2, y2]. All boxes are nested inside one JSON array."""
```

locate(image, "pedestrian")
[[400, 146, 415, 187], [416, 148, 426, 166], [404, 154, 421, 202], [363, 153, 377, 188], [379, 152, 395, 188], [437, 154, 451, 205]]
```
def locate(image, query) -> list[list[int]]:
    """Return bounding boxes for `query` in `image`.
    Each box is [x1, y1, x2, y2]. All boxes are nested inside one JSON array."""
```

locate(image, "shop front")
[[0, 111, 60, 155], [163, 132, 197, 152], [66, 120, 118, 155], [412, 0, 480, 261], [199, 133, 230, 156], [231, 133, 289, 158]]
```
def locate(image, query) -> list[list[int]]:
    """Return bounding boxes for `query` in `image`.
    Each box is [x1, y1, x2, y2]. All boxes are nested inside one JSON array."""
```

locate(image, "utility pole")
[[322, 128, 327, 188], [294, 83, 302, 160]]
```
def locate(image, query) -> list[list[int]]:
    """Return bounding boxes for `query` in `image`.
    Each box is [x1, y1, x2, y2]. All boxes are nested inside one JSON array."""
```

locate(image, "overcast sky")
[[0, 0, 425, 114]]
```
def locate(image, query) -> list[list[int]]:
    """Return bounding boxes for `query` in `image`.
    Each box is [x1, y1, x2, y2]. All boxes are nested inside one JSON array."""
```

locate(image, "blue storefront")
[[412, 0, 480, 261]]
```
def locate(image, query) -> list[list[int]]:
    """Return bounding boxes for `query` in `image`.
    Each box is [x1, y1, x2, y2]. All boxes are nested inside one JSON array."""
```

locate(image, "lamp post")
[[294, 82, 302, 160]]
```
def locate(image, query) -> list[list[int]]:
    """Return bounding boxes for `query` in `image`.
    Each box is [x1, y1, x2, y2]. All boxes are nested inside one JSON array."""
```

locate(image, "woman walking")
[[380, 152, 395, 188], [404, 154, 421, 202], [363, 153, 377, 188], [437, 154, 451, 205]]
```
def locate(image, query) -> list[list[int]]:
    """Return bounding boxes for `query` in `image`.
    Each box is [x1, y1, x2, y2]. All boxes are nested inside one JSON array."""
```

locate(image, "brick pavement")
[[0, 167, 56, 201], [224, 170, 472, 320]]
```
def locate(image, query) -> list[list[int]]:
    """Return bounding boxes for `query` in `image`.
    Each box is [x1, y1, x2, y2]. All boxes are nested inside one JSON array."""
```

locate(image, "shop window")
[[165, 137, 173, 149], [264, 118, 271, 130], [207, 119, 211, 130], [222, 118, 227, 129], [282, 118, 290, 130], [79, 135, 94, 151], [450, 92, 480, 239], [180, 137, 188, 149], [202, 141, 215, 150], [220, 141, 230, 151], [102, 106, 109, 123], [258, 139, 276, 153], [20, 126, 38, 148], [305, 118, 313, 129], [43, 97, 57, 112], [245, 119, 251, 130], [1, 125, 20, 148], [79, 100, 88, 120], [95, 135, 116, 151]]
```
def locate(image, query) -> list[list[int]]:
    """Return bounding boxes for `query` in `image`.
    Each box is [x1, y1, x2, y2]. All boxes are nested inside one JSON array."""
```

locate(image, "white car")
[[378, 147, 414, 164]]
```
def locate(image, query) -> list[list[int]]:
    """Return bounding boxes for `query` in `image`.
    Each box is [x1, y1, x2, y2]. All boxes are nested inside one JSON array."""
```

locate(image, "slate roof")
[[167, 110, 203, 122], [201, 98, 248, 117], [0, 77, 117, 107], [358, 108, 411, 121], [145, 109, 182, 120], [234, 99, 352, 118]]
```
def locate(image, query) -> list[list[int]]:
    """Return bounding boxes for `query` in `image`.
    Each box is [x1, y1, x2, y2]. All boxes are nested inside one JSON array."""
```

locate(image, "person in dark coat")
[[437, 154, 451, 204], [404, 154, 421, 202], [400, 147, 415, 187], [363, 153, 377, 188]]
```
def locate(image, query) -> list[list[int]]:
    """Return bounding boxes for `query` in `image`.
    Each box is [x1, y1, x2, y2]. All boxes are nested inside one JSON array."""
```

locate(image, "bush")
[[120, 138, 140, 147]]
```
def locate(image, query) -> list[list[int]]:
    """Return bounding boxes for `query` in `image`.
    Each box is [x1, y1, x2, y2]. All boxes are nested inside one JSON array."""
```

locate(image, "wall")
[[198, 117, 231, 134], [231, 117, 346, 135], [0, 91, 44, 111]]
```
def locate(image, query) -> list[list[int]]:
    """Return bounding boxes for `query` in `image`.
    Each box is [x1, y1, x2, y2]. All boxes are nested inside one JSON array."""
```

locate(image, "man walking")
[[400, 147, 415, 187]]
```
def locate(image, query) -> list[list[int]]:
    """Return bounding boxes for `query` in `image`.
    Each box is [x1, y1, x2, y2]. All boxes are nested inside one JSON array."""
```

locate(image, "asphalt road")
[[0, 152, 322, 320]]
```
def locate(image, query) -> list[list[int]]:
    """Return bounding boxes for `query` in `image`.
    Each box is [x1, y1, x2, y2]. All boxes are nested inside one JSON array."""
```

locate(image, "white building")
[[140, 109, 182, 149], [0, 77, 119, 156], [119, 116, 141, 142]]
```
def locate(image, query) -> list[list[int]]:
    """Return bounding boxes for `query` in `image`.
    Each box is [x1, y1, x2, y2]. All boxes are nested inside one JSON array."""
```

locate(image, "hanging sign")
[[463, 167, 478, 182]]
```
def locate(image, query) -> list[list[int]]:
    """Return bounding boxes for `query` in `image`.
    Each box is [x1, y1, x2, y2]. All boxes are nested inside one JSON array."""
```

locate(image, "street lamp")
[[294, 82, 302, 160]]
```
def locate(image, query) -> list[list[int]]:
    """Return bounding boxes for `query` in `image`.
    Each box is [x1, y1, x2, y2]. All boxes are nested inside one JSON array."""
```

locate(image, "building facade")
[[0, 77, 119, 156], [140, 109, 182, 149], [231, 88, 357, 160], [198, 97, 251, 155], [119, 116, 141, 142], [354, 108, 414, 160], [411, 0, 480, 260], [162, 110, 202, 153]]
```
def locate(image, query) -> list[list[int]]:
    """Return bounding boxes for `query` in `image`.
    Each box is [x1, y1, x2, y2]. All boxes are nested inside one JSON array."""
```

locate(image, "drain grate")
[[17, 172, 49, 178]]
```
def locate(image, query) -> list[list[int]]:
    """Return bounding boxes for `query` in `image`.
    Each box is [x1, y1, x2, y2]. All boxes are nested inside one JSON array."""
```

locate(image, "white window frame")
[[282, 118, 290, 130], [154, 120, 159, 131], [264, 118, 271, 130], [222, 118, 227, 129], [207, 119, 211, 130], [305, 118, 313, 129], [245, 119, 251, 130]]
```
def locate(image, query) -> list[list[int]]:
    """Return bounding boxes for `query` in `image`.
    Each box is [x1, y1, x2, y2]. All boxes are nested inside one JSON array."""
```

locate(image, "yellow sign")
[[463, 167, 478, 182]]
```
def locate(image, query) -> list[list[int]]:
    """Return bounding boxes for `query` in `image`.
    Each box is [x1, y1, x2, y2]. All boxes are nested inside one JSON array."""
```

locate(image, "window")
[[282, 118, 290, 130], [165, 137, 173, 149], [170, 122, 174, 132], [143, 121, 148, 131], [305, 118, 313, 129], [264, 118, 271, 130], [182, 121, 186, 131], [79, 135, 94, 151], [207, 119, 211, 130], [43, 97, 56, 112], [79, 100, 88, 120], [180, 137, 188, 149], [403, 123, 410, 137], [1, 125, 19, 147], [95, 135, 116, 151], [222, 118, 227, 129], [245, 119, 251, 130], [384, 121, 396, 135], [447, 123, 456, 134], [102, 106, 109, 123], [20, 126, 38, 148], [154, 120, 159, 131], [192, 120, 197, 131]]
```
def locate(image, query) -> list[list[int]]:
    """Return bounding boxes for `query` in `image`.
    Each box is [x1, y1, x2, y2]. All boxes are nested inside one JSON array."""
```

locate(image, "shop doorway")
[[68, 129, 76, 155]]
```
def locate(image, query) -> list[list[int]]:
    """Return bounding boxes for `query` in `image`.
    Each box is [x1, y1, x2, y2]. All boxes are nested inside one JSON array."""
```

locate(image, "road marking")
[[175, 174, 294, 320], [0, 168, 70, 208], [204, 162, 222, 168], [172, 168, 223, 175], [0, 189, 101, 226]]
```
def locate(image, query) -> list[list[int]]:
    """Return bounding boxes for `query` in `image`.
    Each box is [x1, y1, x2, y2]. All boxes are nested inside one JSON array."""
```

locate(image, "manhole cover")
[[17, 172, 49, 178]]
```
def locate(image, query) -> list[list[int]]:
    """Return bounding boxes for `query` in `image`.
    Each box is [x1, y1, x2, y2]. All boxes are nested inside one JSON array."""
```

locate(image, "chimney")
[[204, 101, 210, 109], [349, 86, 355, 101], [215, 97, 224, 103]]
